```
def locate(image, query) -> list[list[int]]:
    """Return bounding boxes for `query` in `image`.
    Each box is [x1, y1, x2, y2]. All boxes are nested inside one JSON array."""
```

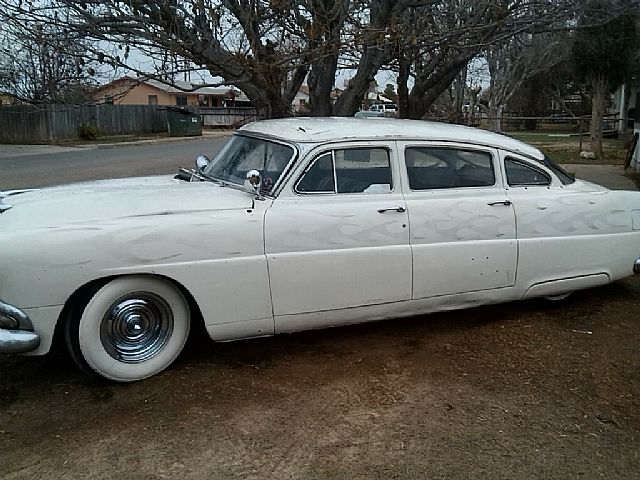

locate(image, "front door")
[[265, 144, 411, 318], [398, 142, 518, 299]]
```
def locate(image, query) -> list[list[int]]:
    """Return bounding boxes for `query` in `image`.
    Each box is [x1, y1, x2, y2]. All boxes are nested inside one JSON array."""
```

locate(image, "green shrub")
[[78, 124, 100, 140]]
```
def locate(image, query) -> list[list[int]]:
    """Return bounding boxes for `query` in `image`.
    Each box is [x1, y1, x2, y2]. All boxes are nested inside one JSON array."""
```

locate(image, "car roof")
[[240, 117, 544, 160]]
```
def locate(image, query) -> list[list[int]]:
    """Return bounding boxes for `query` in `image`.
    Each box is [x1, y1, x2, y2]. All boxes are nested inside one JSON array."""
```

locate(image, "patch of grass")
[[506, 131, 579, 144], [505, 132, 626, 165], [56, 133, 172, 146]]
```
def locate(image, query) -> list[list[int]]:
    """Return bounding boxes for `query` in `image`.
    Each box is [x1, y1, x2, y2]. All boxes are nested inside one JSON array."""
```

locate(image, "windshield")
[[203, 135, 295, 193]]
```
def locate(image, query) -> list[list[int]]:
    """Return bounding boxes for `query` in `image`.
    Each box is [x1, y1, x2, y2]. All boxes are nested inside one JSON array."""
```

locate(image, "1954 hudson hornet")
[[1, 118, 639, 381]]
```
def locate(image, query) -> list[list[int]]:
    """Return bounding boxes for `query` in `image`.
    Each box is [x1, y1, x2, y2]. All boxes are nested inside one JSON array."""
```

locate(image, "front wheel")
[[66, 276, 190, 382]]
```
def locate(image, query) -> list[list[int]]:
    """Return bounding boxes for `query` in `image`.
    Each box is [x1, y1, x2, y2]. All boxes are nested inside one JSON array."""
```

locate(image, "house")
[[0, 93, 26, 106], [613, 83, 638, 132], [293, 86, 310, 113], [93, 77, 250, 107], [291, 87, 344, 113]]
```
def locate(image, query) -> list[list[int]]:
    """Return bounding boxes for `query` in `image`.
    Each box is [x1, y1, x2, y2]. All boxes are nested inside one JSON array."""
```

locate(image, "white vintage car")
[[1, 118, 639, 382]]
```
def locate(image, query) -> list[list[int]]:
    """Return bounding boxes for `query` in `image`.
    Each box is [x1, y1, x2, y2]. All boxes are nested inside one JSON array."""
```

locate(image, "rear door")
[[397, 142, 518, 299]]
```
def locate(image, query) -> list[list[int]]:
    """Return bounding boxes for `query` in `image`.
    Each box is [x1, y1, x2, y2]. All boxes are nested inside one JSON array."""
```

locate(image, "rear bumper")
[[0, 299, 40, 354]]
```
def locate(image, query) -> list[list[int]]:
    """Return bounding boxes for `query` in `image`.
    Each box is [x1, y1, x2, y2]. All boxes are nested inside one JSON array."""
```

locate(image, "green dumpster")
[[167, 108, 202, 136]]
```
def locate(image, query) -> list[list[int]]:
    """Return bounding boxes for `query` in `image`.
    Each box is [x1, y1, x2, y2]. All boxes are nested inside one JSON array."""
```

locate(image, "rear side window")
[[405, 147, 495, 190], [295, 148, 392, 194], [542, 155, 575, 185], [505, 158, 551, 186]]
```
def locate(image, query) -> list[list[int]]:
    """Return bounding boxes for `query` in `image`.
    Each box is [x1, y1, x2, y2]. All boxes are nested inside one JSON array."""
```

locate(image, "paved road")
[[0, 136, 230, 190], [563, 163, 637, 190]]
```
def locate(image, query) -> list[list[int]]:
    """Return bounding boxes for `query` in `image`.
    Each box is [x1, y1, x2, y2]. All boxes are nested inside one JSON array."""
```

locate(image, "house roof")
[[144, 78, 234, 96], [96, 77, 250, 101], [366, 91, 395, 102]]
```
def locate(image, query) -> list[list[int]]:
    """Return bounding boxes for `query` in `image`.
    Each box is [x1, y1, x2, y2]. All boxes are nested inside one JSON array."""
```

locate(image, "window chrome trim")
[[293, 152, 336, 195], [332, 150, 338, 194]]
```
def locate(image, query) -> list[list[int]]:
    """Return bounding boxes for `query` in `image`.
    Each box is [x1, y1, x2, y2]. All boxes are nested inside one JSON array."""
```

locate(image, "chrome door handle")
[[377, 206, 406, 213], [487, 200, 512, 206]]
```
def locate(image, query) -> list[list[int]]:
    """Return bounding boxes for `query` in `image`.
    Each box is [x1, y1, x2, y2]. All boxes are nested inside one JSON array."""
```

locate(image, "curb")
[[93, 131, 233, 149]]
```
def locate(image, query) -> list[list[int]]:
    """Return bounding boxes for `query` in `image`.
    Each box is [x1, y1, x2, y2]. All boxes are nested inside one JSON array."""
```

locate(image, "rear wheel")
[[66, 276, 190, 382]]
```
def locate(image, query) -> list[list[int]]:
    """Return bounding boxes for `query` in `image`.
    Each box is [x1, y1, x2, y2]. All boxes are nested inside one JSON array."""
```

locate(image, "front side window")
[[405, 147, 495, 190], [296, 148, 392, 194], [296, 153, 335, 193], [505, 158, 551, 186], [204, 135, 295, 194]]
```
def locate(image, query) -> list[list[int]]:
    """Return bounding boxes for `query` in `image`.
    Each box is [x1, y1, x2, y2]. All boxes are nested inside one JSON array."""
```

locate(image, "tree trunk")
[[453, 64, 467, 124], [333, 46, 389, 116], [620, 80, 631, 134], [590, 75, 607, 159], [306, 1, 347, 116], [407, 51, 476, 120], [237, 74, 290, 119], [489, 107, 503, 133], [308, 55, 338, 116], [332, 0, 395, 116], [397, 53, 410, 119]]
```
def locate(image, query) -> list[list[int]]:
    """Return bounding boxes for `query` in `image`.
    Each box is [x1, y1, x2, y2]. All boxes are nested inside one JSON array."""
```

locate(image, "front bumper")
[[0, 299, 40, 354]]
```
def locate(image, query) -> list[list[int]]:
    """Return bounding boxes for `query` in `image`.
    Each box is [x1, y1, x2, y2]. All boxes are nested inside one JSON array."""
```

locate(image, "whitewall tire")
[[66, 276, 190, 382]]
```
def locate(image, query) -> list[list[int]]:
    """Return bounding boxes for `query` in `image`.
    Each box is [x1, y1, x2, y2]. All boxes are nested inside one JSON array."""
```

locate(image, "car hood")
[[0, 175, 256, 230]]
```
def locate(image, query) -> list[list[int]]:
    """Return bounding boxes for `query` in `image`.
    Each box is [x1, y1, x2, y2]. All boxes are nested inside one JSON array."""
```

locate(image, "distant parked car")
[[1, 118, 639, 382], [354, 110, 384, 118], [369, 103, 397, 113]]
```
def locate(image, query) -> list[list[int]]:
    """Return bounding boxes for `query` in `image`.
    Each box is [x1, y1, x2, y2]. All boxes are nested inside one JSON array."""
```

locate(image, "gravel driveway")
[[2, 278, 639, 479]]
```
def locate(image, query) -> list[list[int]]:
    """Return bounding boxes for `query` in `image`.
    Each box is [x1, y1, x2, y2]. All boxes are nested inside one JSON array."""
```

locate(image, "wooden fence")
[[0, 105, 259, 144], [199, 107, 258, 127], [0, 105, 168, 143]]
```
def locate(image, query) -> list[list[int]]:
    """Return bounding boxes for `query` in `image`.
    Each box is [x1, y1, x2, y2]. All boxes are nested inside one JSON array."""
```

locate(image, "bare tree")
[[481, 32, 567, 132], [1, 1, 317, 116], [574, 8, 638, 158], [1, 0, 636, 119], [0, 12, 95, 103]]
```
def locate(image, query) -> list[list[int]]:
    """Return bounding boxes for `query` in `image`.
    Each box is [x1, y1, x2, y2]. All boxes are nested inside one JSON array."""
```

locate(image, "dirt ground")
[[1, 278, 639, 480]]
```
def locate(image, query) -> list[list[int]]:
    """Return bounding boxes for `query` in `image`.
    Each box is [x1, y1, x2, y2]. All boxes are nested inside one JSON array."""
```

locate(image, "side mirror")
[[244, 169, 262, 195], [196, 155, 210, 172]]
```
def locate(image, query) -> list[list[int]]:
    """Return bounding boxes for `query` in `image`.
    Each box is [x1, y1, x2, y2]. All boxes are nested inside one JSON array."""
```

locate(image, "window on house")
[[148, 95, 158, 105], [176, 95, 188, 106]]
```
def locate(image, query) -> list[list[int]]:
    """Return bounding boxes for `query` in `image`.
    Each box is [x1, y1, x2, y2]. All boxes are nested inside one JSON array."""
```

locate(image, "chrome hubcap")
[[100, 292, 174, 363]]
